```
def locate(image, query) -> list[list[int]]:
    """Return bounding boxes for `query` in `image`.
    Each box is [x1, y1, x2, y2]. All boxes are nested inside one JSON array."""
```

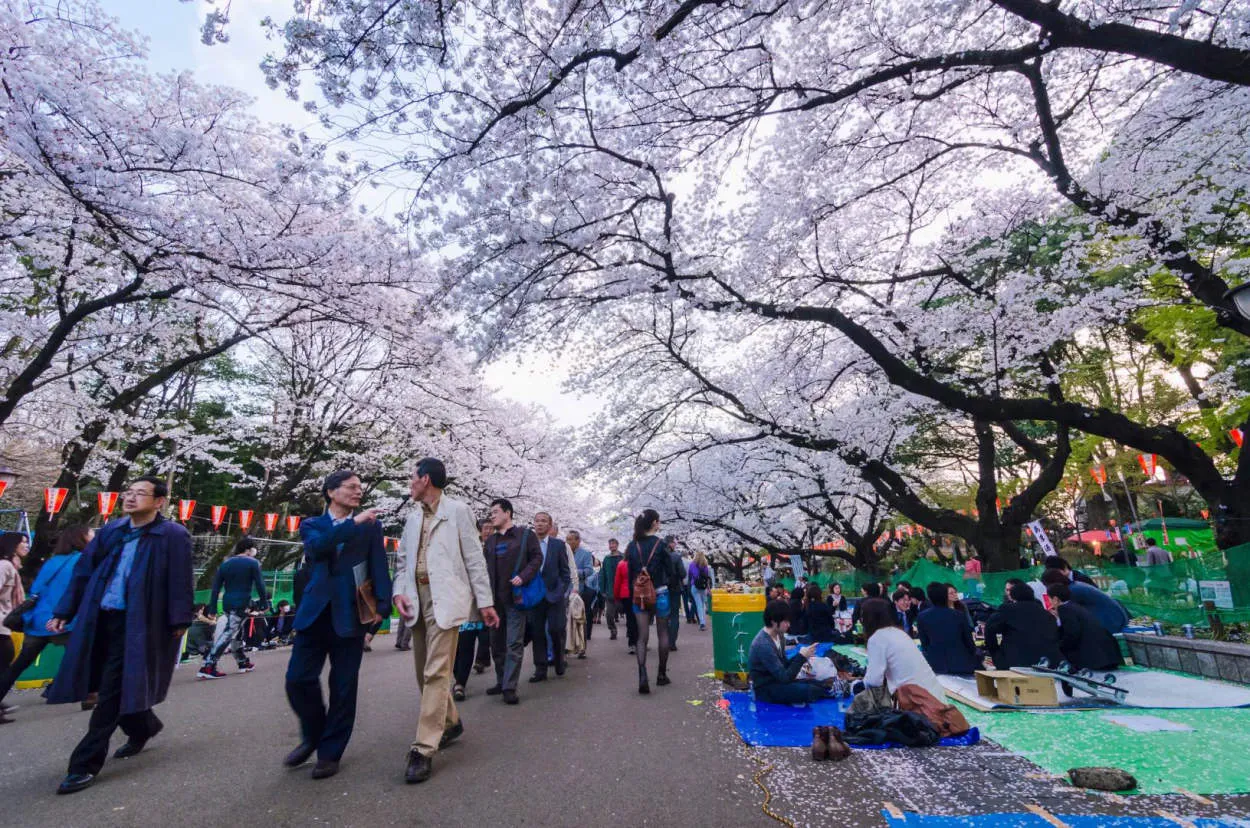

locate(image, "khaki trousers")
[[410, 583, 460, 757]]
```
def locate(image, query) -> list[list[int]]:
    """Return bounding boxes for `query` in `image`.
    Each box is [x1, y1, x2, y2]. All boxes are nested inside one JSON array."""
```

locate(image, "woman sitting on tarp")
[[859, 597, 947, 702], [800, 584, 838, 643], [1046, 583, 1123, 671], [985, 581, 1061, 669], [916, 582, 981, 676], [748, 600, 831, 704]]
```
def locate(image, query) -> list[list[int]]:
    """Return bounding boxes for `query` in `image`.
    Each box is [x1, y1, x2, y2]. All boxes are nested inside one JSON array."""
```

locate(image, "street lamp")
[[1225, 282, 1250, 321]]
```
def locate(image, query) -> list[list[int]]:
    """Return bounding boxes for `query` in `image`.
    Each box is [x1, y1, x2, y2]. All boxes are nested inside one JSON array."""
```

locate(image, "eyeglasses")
[[122, 489, 156, 499]]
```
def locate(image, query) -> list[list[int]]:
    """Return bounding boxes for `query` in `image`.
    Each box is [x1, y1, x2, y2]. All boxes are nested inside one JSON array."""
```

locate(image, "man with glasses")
[[45, 476, 194, 795]]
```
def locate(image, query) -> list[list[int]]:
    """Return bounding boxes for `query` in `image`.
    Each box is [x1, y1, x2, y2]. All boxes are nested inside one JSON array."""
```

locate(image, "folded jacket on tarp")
[[722, 691, 979, 750]]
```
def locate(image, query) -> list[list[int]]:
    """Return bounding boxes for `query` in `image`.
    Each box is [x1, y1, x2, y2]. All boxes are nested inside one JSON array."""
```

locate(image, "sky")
[[102, 0, 602, 428]]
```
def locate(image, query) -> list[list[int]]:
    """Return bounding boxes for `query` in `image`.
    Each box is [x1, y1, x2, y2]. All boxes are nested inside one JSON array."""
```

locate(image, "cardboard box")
[[974, 670, 1059, 706]]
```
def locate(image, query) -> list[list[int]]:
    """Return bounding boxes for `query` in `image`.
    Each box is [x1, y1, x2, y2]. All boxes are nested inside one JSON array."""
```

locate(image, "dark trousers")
[[452, 626, 491, 688], [0, 634, 52, 702], [682, 586, 698, 622], [530, 597, 566, 675], [755, 680, 827, 705], [68, 610, 162, 776], [667, 594, 681, 646], [581, 588, 597, 641], [284, 608, 365, 761], [490, 605, 527, 691]]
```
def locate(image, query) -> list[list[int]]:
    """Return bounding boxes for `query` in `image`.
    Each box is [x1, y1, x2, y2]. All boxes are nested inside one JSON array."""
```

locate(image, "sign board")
[[1199, 580, 1234, 610]]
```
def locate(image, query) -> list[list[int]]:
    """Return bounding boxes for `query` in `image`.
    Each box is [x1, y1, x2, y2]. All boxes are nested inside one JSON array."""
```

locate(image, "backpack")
[[632, 539, 663, 612], [694, 567, 711, 590]]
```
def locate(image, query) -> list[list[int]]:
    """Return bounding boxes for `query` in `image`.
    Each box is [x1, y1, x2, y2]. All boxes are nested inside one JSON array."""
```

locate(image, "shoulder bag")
[[632, 539, 662, 612], [511, 528, 546, 610]]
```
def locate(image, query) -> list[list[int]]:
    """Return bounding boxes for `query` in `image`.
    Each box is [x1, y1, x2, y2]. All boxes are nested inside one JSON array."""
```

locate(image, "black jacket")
[[985, 599, 1062, 670], [626, 537, 671, 595], [916, 607, 981, 675], [805, 600, 835, 641], [1057, 601, 1124, 671], [537, 536, 572, 603]]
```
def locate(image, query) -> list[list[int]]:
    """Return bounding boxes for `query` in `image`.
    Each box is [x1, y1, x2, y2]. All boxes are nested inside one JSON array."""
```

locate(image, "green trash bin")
[[710, 590, 766, 680]]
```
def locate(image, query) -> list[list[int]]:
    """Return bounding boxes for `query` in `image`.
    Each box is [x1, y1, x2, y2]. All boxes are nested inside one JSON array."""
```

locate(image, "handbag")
[[352, 561, 382, 626], [3, 595, 37, 633], [632, 539, 663, 612], [509, 529, 546, 609]]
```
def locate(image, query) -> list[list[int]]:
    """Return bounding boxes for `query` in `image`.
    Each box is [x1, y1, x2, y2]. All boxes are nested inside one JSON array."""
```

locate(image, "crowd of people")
[[0, 461, 713, 795]]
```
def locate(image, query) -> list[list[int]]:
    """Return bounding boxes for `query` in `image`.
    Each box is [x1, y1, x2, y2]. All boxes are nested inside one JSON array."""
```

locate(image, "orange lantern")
[[1138, 453, 1158, 477], [1090, 465, 1107, 485], [1232, 428, 1245, 448], [178, 499, 196, 522], [44, 487, 69, 514], [0, 480, 8, 499], [264, 513, 279, 532], [97, 491, 119, 516], [238, 510, 255, 532], [286, 515, 301, 534], [210, 505, 228, 529]]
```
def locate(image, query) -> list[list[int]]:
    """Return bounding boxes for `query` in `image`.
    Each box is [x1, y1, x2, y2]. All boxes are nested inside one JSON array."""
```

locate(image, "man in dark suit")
[[283, 469, 392, 780], [528, 511, 570, 681], [1047, 583, 1123, 672]]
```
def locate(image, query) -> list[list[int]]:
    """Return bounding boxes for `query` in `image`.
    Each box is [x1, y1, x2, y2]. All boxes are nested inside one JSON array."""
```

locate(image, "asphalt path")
[[0, 619, 772, 828]]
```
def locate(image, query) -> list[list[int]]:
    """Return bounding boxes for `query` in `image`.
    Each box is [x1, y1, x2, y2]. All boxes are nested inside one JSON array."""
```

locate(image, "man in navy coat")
[[283, 469, 392, 780], [528, 511, 570, 681], [46, 475, 193, 795]]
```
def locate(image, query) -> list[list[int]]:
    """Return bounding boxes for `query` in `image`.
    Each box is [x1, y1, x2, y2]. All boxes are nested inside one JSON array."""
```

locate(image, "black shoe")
[[452, 684, 466, 701], [554, 663, 566, 676], [657, 673, 672, 686], [473, 663, 488, 674], [628, 646, 636, 655], [405, 750, 432, 784], [528, 672, 547, 683], [502, 690, 519, 705], [1, 703, 17, 714], [485, 685, 503, 696], [57, 773, 95, 795], [577, 652, 587, 660], [639, 681, 650, 694], [439, 721, 464, 749], [610, 632, 618, 641], [669, 645, 678, 652], [114, 719, 164, 758], [311, 760, 339, 779], [283, 742, 316, 768]]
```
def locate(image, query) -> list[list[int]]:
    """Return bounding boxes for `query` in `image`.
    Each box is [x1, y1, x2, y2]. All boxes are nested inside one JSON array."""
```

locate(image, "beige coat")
[[393, 495, 494, 631]]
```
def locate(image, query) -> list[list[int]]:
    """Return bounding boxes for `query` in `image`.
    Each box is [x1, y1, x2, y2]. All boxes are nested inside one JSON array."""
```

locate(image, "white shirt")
[[864, 626, 946, 701]]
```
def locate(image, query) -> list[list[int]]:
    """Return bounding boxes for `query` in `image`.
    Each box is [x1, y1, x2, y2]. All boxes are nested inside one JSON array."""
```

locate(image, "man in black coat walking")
[[528, 512, 570, 681]]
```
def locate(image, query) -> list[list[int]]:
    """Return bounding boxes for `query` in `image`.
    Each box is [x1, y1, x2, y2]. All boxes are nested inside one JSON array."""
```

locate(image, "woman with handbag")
[[0, 531, 32, 722], [625, 509, 672, 695], [0, 526, 93, 722]]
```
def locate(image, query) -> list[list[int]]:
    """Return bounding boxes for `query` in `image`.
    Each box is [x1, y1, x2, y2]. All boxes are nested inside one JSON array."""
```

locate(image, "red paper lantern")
[[286, 515, 301, 534], [178, 499, 196, 522], [97, 491, 119, 516], [1090, 465, 1107, 485], [210, 505, 228, 529], [0, 481, 8, 499], [264, 513, 279, 532], [238, 510, 255, 532], [44, 487, 69, 514], [1138, 453, 1158, 477], [1232, 428, 1245, 448]]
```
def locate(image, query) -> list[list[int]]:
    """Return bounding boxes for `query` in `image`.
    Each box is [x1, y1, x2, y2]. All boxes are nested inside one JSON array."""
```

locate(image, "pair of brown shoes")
[[811, 726, 852, 762]]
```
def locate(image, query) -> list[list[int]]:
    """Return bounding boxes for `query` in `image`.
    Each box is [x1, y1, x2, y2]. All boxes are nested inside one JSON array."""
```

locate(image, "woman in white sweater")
[[859, 598, 945, 701]]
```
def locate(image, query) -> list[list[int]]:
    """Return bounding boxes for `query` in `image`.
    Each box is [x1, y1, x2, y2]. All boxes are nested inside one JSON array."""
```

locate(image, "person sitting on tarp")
[[985, 582, 1062, 669], [859, 597, 947, 702], [850, 582, 881, 631], [788, 586, 808, 638], [916, 582, 981, 676], [800, 584, 838, 643], [748, 600, 832, 705], [1046, 583, 1123, 672], [1039, 569, 1129, 634], [891, 589, 917, 636], [1044, 554, 1096, 586]]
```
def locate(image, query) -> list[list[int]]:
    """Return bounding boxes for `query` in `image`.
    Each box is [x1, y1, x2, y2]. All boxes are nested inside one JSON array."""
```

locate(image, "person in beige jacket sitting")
[[392, 458, 498, 785]]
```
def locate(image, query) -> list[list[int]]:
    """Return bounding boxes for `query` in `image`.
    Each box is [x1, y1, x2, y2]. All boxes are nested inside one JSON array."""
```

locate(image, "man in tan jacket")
[[392, 458, 498, 783]]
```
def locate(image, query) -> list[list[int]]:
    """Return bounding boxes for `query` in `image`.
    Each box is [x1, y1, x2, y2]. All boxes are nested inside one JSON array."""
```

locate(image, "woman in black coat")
[[985, 582, 1061, 670], [1047, 583, 1123, 671], [826, 582, 849, 613], [916, 582, 981, 675], [788, 586, 808, 637], [802, 584, 836, 642]]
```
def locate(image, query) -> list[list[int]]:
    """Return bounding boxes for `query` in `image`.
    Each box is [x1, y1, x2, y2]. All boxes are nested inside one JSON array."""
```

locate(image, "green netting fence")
[[194, 569, 297, 612], [779, 543, 1250, 627]]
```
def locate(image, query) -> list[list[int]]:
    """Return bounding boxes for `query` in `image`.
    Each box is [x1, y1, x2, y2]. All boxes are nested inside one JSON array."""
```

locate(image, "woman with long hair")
[[802, 583, 836, 642], [0, 530, 42, 722], [625, 509, 672, 694], [826, 582, 848, 613], [858, 597, 945, 701], [688, 551, 712, 631]]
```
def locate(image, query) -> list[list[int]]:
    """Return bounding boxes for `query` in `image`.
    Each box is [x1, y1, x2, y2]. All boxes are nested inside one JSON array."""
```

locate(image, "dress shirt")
[[101, 522, 145, 611]]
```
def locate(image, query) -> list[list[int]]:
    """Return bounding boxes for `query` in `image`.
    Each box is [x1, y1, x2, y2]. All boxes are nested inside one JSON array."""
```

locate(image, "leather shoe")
[[502, 689, 519, 705], [554, 663, 566, 676], [439, 720, 463, 749], [528, 672, 547, 683], [283, 742, 316, 768], [311, 760, 339, 779], [485, 684, 503, 696], [404, 750, 432, 784], [57, 773, 95, 795], [114, 719, 163, 759]]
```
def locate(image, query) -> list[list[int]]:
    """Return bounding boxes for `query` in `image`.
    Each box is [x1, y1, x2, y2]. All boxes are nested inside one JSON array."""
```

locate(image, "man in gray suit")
[[528, 512, 570, 681]]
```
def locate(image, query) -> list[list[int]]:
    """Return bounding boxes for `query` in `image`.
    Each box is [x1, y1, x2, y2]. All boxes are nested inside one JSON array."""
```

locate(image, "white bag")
[[802, 655, 839, 682]]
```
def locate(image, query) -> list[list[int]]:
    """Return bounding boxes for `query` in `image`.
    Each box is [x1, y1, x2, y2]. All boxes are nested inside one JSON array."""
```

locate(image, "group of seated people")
[[748, 554, 1128, 707], [183, 599, 298, 660]]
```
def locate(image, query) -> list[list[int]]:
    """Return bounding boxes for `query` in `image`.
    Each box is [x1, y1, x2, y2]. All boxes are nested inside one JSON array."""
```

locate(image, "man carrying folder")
[[283, 469, 392, 780]]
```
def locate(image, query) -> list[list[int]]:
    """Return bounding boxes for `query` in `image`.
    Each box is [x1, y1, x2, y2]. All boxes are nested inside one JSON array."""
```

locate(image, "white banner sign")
[[1028, 520, 1057, 557], [789, 555, 806, 581]]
